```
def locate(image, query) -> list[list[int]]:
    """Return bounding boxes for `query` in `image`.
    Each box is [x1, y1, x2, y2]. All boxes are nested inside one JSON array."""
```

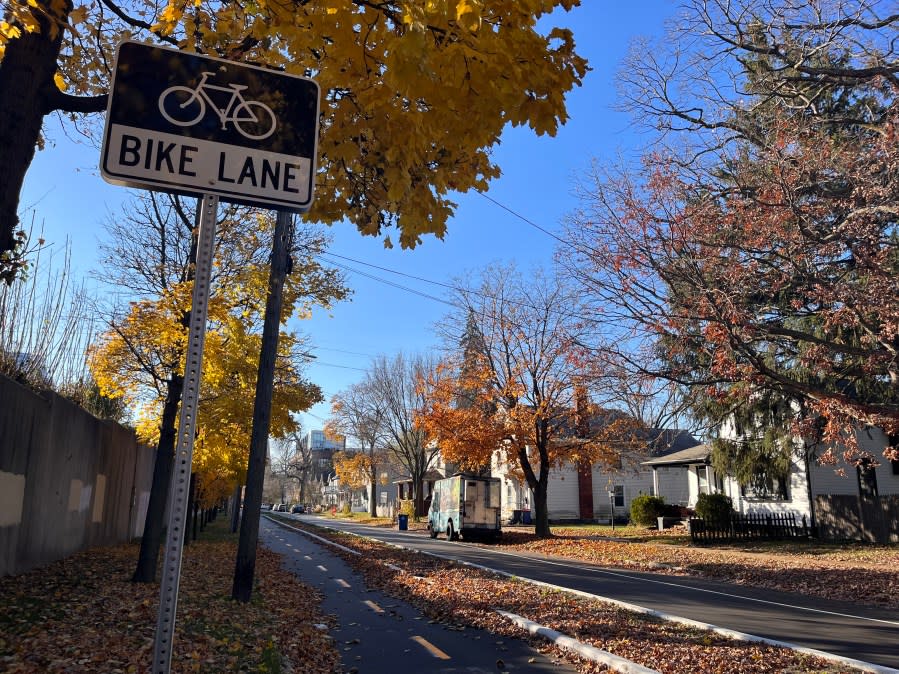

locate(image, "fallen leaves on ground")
[[283, 521, 860, 674], [0, 520, 340, 673]]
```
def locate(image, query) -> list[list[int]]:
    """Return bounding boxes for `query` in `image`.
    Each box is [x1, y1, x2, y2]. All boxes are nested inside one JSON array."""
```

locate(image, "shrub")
[[398, 499, 415, 518], [694, 493, 734, 526], [630, 494, 666, 526], [663, 504, 693, 518], [340, 502, 351, 515]]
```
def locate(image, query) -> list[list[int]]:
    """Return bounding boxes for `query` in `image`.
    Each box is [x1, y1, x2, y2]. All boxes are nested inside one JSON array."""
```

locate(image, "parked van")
[[428, 473, 501, 541]]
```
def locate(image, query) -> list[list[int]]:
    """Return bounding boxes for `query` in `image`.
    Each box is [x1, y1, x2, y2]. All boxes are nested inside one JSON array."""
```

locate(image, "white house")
[[492, 429, 700, 523], [643, 426, 899, 542]]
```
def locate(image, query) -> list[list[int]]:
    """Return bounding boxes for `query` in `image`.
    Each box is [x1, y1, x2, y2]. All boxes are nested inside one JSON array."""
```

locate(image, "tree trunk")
[[413, 478, 425, 518], [232, 210, 291, 602], [516, 442, 552, 538], [184, 472, 196, 545], [132, 373, 184, 582], [533, 476, 551, 538], [230, 483, 242, 533], [369, 462, 378, 517], [534, 446, 552, 538], [0, 2, 68, 281]]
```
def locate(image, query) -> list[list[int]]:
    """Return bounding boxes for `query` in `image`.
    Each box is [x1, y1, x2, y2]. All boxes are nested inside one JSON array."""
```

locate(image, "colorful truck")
[[427, 473, 502, 541]]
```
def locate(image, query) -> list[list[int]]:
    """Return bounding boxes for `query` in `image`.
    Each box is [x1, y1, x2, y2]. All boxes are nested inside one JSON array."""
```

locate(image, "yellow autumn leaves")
[[5, 0, 586, 249]]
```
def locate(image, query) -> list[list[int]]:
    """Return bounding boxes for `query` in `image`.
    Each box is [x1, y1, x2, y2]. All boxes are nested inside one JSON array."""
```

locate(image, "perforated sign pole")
[[152, 193, 219, 674]]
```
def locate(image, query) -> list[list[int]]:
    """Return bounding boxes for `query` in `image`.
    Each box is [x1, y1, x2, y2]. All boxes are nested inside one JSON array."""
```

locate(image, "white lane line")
[[303, 555, 312, 560], [335, 578, 351, 588], [483, 548, 899, 628], [316, 564, 328, 572], [363, 600, 384, 614]]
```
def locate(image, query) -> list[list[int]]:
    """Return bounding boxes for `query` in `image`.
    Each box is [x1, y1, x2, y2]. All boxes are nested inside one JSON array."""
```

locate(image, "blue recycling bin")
[[397, 514, 408, 530], [521, 510, 532, 525]]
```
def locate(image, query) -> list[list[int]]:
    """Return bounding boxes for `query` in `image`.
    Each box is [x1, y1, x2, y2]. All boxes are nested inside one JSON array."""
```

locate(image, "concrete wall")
[[0, 374, 155, 576]]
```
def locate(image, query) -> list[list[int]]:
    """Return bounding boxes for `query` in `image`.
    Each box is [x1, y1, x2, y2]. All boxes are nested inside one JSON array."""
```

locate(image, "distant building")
[[300, 429, 345, 452], [301, 429, 346, 485]]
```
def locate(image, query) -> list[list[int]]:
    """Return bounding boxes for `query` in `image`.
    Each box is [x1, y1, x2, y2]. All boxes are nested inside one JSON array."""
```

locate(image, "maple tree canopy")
[[562, 0, 899, 467], [0, 0, 588, 281]]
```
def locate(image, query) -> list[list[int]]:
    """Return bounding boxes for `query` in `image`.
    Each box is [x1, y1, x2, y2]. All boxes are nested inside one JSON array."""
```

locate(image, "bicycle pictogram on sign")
[[158, 71, 278, 140]]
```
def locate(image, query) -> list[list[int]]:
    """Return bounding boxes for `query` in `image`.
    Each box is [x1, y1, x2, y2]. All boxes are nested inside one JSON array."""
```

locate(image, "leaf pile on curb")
[[495, 528, 898, 610], [285, 522, 856, 674], [0, 523, 340, 673]]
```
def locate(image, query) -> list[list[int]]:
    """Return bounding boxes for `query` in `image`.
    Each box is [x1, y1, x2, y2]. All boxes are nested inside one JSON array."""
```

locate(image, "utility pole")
[[232, 210, 293, 602]]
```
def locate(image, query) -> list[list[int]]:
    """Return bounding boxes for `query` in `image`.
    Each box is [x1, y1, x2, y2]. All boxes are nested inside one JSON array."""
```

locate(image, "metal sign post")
[[152, 193, 218, 674]]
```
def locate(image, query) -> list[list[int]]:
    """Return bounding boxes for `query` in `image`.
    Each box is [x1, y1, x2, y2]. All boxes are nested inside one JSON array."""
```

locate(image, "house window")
[[613, 485, 624, 508], [696, 466, 709, 495], [888, 433, 899, 475], [857, 459, 878, 499], [741, 476, 789, 500]]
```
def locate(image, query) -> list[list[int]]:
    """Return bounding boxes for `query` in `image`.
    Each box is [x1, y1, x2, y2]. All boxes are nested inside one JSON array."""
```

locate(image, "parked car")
[[291, 504, 305, 514]]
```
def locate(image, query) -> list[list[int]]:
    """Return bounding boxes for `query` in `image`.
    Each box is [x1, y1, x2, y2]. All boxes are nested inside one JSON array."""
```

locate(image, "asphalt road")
[[293, 515, 899, 671], [259, 517, 578, 674]]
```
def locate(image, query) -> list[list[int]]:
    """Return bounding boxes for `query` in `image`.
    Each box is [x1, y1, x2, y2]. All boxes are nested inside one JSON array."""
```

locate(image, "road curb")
[[496, 610, 660, 674], [444, 551, 899, 674], [268, 516, 899, 674]]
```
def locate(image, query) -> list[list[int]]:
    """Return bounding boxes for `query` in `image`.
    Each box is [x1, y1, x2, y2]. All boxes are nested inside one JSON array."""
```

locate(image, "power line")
[[477, 191, 572, 248], [319, 250, 460, 293], [313, 247, 594, 325], [312, 346, 375, 358], [308, 360, 368, 372], [323, 256, 459, 308]]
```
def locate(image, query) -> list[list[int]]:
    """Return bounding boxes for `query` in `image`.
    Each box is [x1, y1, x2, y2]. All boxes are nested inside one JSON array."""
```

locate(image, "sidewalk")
[[260, 516, 576, 673]]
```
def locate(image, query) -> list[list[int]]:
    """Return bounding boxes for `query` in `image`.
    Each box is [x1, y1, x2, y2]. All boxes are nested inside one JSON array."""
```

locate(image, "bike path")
[[259, 517, 577, 674], [301, 516, 899, 671]]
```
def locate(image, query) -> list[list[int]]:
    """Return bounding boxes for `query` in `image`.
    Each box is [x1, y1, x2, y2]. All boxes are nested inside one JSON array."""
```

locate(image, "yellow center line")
[[410, 635, 451, 660], [362, 600, 384, 614]]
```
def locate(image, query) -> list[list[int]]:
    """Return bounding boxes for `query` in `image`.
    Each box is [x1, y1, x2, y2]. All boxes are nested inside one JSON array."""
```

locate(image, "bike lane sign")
[[101, 41, 320, 212]]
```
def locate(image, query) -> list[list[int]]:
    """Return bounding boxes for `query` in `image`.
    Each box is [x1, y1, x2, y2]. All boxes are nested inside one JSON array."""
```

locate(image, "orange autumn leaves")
[[417, 355, 638, 475]]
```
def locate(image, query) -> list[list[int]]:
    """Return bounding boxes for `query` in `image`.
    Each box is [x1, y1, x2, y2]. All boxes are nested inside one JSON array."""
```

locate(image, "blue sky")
[[19, 1, 675, 436]]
